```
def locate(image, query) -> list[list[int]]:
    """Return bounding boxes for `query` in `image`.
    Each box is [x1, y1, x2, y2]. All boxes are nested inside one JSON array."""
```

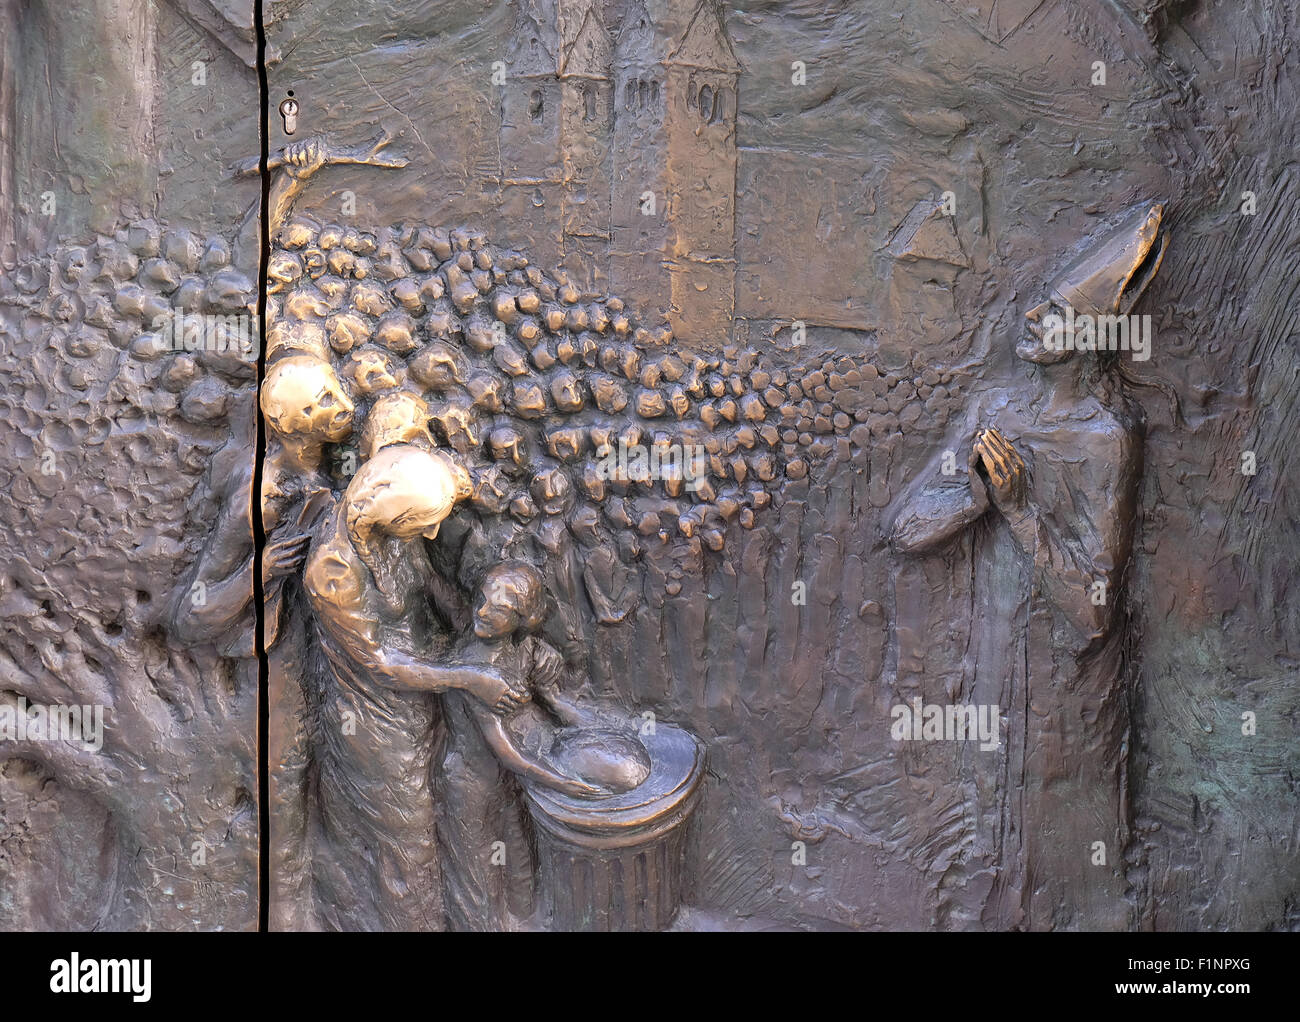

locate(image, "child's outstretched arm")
[[464, 696, 607, 798], [526, 638, 603, 728]]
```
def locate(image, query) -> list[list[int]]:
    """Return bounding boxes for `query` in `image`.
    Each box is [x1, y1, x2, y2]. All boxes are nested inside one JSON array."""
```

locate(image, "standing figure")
[[438, 560, 608, 930], [302, 442, 527, 930], [889, 203, 1168, 930], [171, 355, 354, 929], [176, 131, 405, 927]]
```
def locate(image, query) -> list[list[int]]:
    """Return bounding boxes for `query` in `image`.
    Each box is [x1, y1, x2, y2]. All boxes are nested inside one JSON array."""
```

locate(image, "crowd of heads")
[[252, 216, 958, 561]]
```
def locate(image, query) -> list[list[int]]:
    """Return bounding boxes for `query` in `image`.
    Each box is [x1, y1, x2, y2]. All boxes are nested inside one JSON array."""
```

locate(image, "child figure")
[[436, 560, 605, 930], [453, 560, 607, 795]]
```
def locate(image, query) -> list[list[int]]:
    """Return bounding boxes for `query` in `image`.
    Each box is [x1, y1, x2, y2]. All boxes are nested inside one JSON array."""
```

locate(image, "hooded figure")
[[887, 202, 1168, 930]]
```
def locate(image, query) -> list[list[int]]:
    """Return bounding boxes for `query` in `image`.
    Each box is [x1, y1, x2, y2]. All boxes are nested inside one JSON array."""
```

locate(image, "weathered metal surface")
[[1, 0, 1297, 932]]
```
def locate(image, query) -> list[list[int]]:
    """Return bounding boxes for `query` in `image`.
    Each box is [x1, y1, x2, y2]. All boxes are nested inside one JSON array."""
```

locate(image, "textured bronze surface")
[[1, 0, 1297, 932]]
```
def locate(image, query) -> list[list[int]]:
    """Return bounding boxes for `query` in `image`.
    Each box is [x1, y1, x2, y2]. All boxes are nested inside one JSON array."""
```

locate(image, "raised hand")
[[262, 533, 313, 583], [231, 132, 408, 178], [972, 426, 1028, 514], [282, 138, 328, 180]]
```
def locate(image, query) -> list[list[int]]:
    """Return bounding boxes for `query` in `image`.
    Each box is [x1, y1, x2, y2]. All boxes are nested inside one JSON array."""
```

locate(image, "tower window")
[[650, 80, 659, 106], [529, 89, 544, 123], [712, 87, 729, 123], [625, 79, 637, 110], [698, 84, 714, 121], [583, 83, 596, 122], [639, 79, 649, 110], [687, 78, 698, 111]]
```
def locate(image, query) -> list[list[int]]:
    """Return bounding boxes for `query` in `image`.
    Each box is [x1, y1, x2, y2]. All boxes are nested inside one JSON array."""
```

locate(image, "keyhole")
[[279, 93, 299, 135]]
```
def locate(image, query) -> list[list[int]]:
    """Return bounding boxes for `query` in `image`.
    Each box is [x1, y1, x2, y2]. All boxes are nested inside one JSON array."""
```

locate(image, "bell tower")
[[501, 0, 741, 341], [500, 1, 565, 271], [609, 0, 739, 341], [610, 0, 670, 326], [663, 1, 740, 343], [558, 2, 613, 296]]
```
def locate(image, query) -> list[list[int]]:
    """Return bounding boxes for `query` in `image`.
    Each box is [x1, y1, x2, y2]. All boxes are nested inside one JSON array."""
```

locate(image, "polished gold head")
[[360, 391, 435, 459], [261, 354, 355, 443], [344, 443, 464, 541]]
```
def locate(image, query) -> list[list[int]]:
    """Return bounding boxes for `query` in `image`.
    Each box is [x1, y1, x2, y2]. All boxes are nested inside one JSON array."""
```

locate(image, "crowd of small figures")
[[265, 220, 966, 551], [2, 218, 966, 553], [0, 220, 257, 429]]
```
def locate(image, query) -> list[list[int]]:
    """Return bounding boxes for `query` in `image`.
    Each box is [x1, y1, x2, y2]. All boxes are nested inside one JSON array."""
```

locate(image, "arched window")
[[583, 83, 596, 122], [529, 89, 544, 123], [625, 78, 637, 110], [698, 84, 714, 121], [687, 78, 698, 112], [639, 79, 649, 109], [711, 87, 729, 123], [650, 80, 659, 106]]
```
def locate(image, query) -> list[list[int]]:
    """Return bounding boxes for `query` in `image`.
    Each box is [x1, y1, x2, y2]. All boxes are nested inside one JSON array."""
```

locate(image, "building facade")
[[498, 0, 740, 345]]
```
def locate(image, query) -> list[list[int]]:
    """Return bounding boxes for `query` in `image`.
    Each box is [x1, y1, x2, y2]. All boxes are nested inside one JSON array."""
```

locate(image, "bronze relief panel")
[[1, 0, 1296, 934]]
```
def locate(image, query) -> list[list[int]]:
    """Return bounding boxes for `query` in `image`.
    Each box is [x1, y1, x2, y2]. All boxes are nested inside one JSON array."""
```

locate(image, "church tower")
[[610, 0, 670, 326], [499, 1, 566, 272], [609, 0, 739, 342], [501, 0, 740, 340], [663, 1, 740, 343], [557, 2, 613, 296]]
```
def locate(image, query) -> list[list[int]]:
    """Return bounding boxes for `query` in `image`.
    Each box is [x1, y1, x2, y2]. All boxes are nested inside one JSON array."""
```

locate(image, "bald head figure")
[[360, 391, 435, 459], [261, 354, 355, 444], [344, 443, 466, 543]]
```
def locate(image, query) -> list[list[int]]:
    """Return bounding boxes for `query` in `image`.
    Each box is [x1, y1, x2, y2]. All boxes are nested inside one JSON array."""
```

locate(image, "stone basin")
[[523, 722, 705, 931], [548, 726, 652, 794]]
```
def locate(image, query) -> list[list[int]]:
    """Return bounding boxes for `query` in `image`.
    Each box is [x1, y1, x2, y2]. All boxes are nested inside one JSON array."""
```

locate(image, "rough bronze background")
[[1, 0, 1297, 931]]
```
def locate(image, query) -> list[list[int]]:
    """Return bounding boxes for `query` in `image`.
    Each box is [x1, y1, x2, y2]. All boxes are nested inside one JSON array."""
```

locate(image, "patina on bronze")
[[0, 0, 1295, 934]]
